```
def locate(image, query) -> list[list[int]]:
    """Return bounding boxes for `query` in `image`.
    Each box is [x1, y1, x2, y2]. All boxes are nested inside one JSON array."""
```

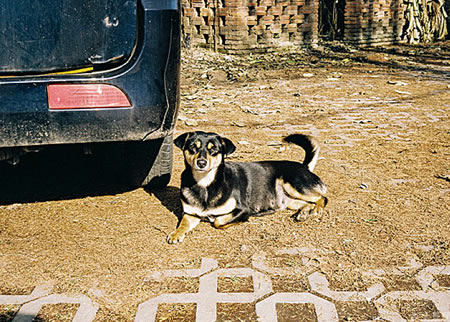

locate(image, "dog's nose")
[[196, 159, 208, 169]]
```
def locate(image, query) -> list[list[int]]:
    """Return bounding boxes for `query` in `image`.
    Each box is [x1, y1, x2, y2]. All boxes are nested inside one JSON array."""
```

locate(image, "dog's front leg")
[[167, 214, 201, 244]]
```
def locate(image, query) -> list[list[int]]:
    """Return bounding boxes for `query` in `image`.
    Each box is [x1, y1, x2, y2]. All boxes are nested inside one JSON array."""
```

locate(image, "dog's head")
[[174, 131, 236, 172]]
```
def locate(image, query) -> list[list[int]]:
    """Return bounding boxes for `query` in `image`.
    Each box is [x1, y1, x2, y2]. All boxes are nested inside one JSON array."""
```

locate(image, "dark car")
[[0, 0, 180, 188]]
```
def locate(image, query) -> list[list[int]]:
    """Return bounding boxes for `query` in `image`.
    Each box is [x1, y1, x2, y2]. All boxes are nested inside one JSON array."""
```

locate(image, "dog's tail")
[[283, 134, 320, 172]]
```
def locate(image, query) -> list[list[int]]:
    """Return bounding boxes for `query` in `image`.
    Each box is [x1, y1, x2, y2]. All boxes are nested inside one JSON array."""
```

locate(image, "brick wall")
[[181, 0, 408, 51], [343, 0, 406, 45], [181, 0, 320, 53]]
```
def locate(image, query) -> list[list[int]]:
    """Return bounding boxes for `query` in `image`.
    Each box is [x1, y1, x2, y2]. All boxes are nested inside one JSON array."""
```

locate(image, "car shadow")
[[0, 313, 47, 321], [0, 145, 129, 205], [145, 185, 182, 221]]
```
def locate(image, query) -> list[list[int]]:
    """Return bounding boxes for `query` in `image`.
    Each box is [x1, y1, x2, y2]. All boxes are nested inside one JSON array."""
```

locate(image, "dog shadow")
[[145, 186, 183, 220]]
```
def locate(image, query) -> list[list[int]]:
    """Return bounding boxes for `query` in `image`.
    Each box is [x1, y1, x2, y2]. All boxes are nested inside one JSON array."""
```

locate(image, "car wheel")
[[138, 134, 173, 188], [96, 135, 173, 189]]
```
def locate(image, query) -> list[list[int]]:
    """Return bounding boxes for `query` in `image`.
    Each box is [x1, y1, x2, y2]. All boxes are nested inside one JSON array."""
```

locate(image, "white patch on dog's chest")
[[181, 198, 236, 217], [193, 168, 218, 188]]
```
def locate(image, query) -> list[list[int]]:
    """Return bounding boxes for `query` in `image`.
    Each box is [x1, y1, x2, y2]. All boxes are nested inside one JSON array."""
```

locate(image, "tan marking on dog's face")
[[206, 152, 222, 171], [183, 149, 197, 168], [195, 140, 202, 149], [204, 140, 222, 172]]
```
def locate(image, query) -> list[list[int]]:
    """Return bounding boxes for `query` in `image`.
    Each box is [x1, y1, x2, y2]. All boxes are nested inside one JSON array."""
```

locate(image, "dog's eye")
[[207, 144, 218, 154], [188, 144, 198, 153], [188, 140, 202, 153]]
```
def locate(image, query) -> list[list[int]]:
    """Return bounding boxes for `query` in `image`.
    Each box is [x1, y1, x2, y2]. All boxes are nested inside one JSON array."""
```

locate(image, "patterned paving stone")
[[375, 290, 450, 321], [0, 284, 98, 322], [308, 271, 385, 301], [256, 293, 338, 322], [1, 251, 449, 321], [136, 258, 272, 322]]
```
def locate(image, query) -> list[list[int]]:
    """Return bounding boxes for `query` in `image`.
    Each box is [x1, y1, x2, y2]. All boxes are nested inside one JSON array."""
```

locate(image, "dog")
[[167, 131, 327, 244]]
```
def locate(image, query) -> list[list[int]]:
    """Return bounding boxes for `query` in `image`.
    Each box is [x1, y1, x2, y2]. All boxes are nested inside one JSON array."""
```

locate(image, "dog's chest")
[[181, 187, 236, 217]]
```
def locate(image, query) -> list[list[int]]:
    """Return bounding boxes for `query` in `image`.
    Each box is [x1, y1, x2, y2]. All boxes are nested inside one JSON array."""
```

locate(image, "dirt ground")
[[0, 41, 449, 321]]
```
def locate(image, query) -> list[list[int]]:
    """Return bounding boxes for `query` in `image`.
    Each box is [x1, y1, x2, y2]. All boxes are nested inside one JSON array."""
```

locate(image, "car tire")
[[96, 135, 173, 189], [138, 134, 173, 188]]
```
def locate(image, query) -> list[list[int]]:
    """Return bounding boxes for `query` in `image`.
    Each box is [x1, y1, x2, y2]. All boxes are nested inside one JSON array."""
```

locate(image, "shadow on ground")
[[239, 40, 450, 81], [0, 313, 47, 321], [0, 145, 129, 205], [312, 41, 450, 80], [145, 185, 182, 221]]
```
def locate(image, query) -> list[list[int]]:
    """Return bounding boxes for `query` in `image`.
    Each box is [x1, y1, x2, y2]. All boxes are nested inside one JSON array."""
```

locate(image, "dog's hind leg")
[[280, 180, 327, 221], [214, 209, 249, 229], [290, 196, 328, 221], [290, 197, 326, 221]]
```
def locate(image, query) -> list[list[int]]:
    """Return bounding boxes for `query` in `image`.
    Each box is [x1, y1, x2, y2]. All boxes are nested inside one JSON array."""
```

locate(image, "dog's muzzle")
[[195, 158, 208, 170]]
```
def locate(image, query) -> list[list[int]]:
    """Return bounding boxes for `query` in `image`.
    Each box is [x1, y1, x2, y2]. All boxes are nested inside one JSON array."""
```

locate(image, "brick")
[[290, 15, 304, 23], [262, 15, 274, 23], [255, 6, 267, 15], [290, 0, 305, 5], [224, 0, 245, 7], [287, 23, 298, 32], [200, 8, 212, 16], [301, 6, 314, 14], [268, 6, 283, 16], [279, 15, 290, 24], [247, 16, 258, 25], [183, 8, 195, 17], [285, 5, 298, 15], [260, 0, 274, 5], [191, 17, 203, 25], [271, 25, 282, 33], [219, 25, 232, 33], [217, 7, 229, 16]]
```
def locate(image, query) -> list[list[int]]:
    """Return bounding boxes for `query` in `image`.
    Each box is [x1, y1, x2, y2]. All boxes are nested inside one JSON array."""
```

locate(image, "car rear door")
[[0, 0, 137, 74]]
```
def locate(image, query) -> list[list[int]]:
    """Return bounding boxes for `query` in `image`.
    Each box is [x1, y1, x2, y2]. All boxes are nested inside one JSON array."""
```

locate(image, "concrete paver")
[[2, 249, 449, 321]]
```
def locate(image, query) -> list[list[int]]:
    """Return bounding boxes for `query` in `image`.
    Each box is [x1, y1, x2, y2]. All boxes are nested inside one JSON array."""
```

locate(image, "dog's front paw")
[[167, 230, 185, 244]]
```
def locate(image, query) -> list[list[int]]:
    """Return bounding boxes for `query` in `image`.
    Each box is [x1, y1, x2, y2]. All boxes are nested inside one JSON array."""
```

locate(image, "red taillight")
[[48, 84, 131, 110]]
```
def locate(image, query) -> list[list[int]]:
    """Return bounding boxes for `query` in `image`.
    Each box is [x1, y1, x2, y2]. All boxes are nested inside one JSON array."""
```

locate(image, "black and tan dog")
[[167, 131, 327, 244]]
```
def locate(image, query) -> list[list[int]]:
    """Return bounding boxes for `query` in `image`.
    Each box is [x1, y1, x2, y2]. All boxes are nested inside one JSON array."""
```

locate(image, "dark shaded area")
[[447, 2, 450, 40], [0, 312, 16, 322], [311, 41, 450, 80], [0, 136, 173, 205], [0, 144, 130, 205], [146, 185, 182, 220], [240, 40, 450, 81], [319, 0, 345, 40], [0, 313, 47, 322]]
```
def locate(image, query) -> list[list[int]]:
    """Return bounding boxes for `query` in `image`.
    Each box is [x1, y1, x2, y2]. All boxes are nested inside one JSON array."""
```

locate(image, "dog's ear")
[[220, 137, 236, 157], [174, 132, 192, 149]]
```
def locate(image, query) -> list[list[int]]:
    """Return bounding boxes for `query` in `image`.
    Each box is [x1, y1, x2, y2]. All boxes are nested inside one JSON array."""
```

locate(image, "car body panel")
[[0, 0, 137, 73]]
